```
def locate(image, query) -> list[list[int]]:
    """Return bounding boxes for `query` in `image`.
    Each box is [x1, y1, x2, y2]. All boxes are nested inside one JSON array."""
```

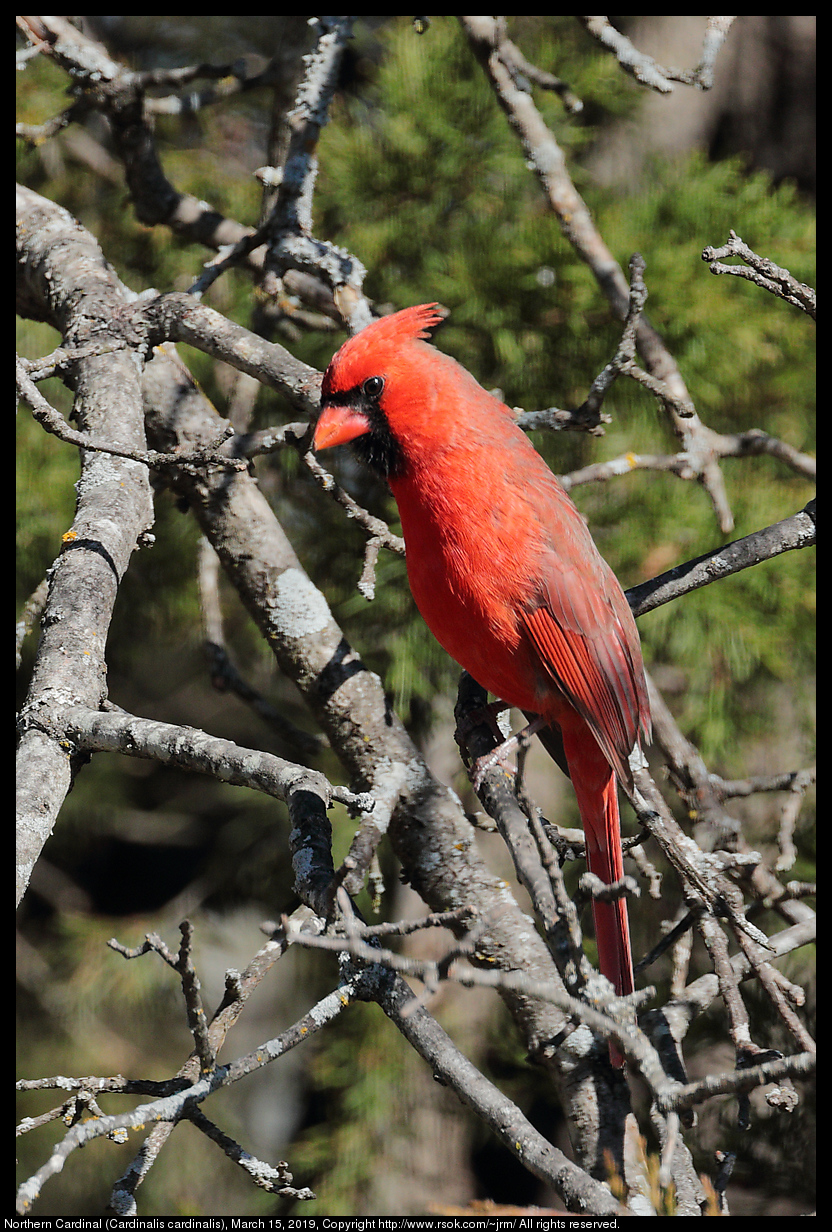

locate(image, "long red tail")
[[583, 772, 634, 998], [562, 726, 634, 1066]]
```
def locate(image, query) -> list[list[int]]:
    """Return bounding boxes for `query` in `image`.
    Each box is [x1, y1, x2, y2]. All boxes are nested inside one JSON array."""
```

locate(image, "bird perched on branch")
[[314, 304, 651, 1064]]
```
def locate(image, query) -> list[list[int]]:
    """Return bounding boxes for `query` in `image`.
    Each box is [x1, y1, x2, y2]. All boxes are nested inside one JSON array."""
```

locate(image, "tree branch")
[[626, 500, 816, 618], [15, 185, 154, 907], [703, 231, 816, 319], [577, 16, 737, 92]]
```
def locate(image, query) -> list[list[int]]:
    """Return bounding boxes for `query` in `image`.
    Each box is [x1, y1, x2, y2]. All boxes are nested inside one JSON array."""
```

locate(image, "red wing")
[[521, 555, 649, 783]]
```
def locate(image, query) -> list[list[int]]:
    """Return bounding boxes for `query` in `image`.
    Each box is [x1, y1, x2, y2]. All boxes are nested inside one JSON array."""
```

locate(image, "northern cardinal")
[[314, 305, 650, 1064]]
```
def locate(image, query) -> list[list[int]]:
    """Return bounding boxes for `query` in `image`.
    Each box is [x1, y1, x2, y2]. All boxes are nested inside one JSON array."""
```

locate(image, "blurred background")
[[17, 16, 815, 1216]]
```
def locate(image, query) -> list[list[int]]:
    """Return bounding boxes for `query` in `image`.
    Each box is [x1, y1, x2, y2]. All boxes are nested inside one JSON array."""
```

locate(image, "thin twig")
[[577, 17, 737, 93], [177, 921, 214, 1072], [302, 450, 405, 557], [655, 1050, 814, 1115], [18, 975, 367, 1215], [262, 17, 371, 331], [17, 355, 241, 473], [702, 231, 816, 319], [186, 1108, 315, 1198], [285, 923, 668, 1086]]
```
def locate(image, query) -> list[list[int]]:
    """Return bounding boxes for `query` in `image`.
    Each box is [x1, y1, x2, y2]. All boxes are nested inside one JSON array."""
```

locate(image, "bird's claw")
[[469, 744, 517, 791], [467, 715, 546, 790]]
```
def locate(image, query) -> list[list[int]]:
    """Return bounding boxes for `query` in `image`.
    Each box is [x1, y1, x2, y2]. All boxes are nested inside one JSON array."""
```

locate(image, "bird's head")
[[313, 303, 455, 478]]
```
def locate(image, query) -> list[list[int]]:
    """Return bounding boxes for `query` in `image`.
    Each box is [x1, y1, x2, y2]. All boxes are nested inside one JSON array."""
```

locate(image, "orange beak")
[[313, 404, 371, 450]]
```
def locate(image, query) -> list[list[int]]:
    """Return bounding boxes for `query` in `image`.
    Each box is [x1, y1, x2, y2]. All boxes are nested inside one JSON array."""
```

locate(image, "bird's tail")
[[583, 771, 634, 1000], [562, 725, 634, 1066]]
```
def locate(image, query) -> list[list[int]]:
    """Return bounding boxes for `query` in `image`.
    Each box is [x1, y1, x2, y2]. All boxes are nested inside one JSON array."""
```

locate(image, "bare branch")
[[177, 921, 214, 1072], [577, 16, 737, 92], [530, 259, 813, 492], [142, 59, 289, 115], [453, 673, 596, 1000], [185, 1108, 315, 1199], [494, 20, 584, 113], [105, 914, 315, 1211], [16, 20, 814, 1213], [656, 1050, 814, 1116], [286, 922, 670, 1093], [261, 16, 371, 331], [376, 970, 625, 1215], [583, 252, 696, 424], [18, 971, 366, 1215], [16, 579, 49, 670], [60, 704, 355, 806], [16, 16, 347, 321], [140, 292, 322, 413], [578, 17, 676, 93], [626, 501, 816, 619], [459, 16, 736, 531], [16, 354, 243, 473], [302, 449, 406, 559], [17, 1070, 225, 1214], [57, 701, 375, 921], [703, 231, 816, 319], [15, 185, 154, 907]]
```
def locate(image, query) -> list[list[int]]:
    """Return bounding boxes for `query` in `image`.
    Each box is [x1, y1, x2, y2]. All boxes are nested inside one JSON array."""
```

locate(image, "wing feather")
[[521, 549, 649, 784]]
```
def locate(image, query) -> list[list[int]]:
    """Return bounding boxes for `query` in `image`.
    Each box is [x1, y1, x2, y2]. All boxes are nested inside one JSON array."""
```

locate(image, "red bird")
[[314, 305, 650, 1064]]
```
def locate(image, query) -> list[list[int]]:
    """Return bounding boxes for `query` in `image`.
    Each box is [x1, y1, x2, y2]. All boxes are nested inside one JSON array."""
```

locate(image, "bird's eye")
[[362, 376, 384, 399]]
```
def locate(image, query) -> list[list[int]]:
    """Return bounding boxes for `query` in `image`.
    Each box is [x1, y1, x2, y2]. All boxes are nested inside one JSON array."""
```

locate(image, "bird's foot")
[[468, 715, 546, 791]]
